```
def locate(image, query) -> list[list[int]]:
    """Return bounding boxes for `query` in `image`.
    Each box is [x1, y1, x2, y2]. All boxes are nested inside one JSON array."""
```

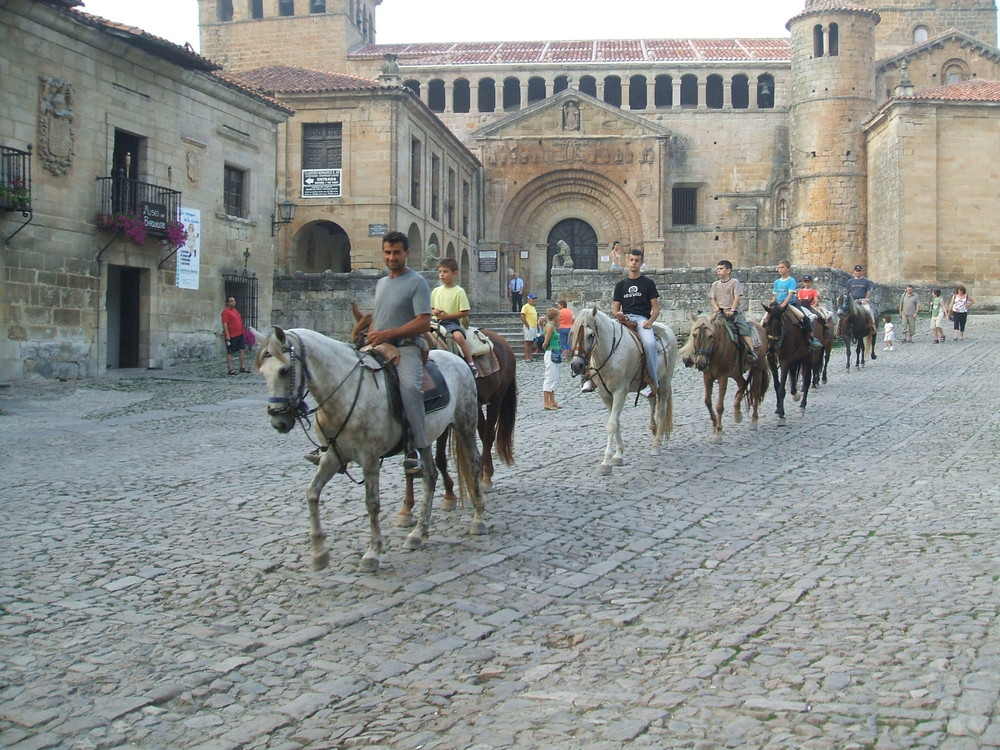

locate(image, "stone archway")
[[292, 220, 351, 273]]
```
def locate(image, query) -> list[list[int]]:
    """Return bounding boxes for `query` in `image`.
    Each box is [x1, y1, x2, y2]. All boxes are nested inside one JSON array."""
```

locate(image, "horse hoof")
[[733, 412, 743, 423], [598, 464, 612, 476], [395, 512, 415, 528], [649, 446, 660, 457], [441, 495, 457, 512], [749, 421, 759, 431], [480, 477, 493, 493], [359, 555, 379, 573], [611, 457, 624, 466], [711, 433, 722, 444], [404, 532, 423, 551], [776, 417, 787, 426], [312, 551, 329, 570], [469, 520, 487, 536], [792, 392, 802, 402]]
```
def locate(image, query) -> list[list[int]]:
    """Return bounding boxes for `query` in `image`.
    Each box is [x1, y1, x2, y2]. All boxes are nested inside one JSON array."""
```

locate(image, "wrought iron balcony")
[[96, 173, 181, 238], [0, 144, 32, 212]]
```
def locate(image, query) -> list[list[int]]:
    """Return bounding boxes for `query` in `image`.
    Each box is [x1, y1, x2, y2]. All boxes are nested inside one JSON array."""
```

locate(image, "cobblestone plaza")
[[2, 323, 999, 748]]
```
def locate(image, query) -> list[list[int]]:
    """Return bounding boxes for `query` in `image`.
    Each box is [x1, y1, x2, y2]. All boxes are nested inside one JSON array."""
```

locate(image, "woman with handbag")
[[948, 285, 974, 341], [542, 307, 563, 410]]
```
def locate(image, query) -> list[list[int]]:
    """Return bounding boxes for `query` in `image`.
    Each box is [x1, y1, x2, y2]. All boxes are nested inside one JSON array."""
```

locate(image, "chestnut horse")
[[762, 302, 814, 423], [680, 311, 769, 439], [350, 304, 517, 526]]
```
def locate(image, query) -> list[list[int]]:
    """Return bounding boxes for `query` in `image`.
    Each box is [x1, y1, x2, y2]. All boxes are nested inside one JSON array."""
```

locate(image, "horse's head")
[[681, 311, 715, 371], [835, 294, 851, 317], [761, 302, 786, 345], [256, 326, 300, 434], [569, 305, 599, 377], [350, 301, 372, 349]]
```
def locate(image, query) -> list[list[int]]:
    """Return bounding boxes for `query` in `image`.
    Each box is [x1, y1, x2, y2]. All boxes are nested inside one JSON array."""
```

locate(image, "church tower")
[[867, 0, 998, 58], [786, 1, 880, 269], [197, 0, 380, 73]]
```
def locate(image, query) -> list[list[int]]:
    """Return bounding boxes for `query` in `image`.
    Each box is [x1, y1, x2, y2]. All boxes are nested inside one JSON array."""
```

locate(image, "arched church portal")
[[293, 221, 351, 273], [546, 219, 597, 298]]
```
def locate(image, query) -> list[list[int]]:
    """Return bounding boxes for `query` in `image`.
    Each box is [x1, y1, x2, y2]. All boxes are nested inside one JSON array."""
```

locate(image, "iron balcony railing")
[[96, 174, 181, 237], [0, 144, 32, 212]]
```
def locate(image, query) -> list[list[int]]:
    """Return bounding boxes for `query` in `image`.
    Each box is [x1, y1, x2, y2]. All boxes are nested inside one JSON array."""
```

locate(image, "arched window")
[[428, 79, 446, 112], [943, 60, 968, 84], [250, 0, 263, 19], [478, 78, 496, 112], [731, 74, 749, 109], [757, 74, 775, 109], [403, 79, 421, 98], [778, 199, 789, 228], [310, 0, 326, 12], [218, 0, 233, 21], [829, 23, 839, 56], [502, 77, 521, 111], [579, 75, 597, 98], [453, 79, 470, 113], [629, 74, 647, 110], [654, 74, 672, 107], [604, 76, 622, 107], [813, 24, 824, 58], [680, 74, 698, 107], [706, 74, 724, 109], [527, 76, 546, 104], [554, 75, 569, 94], [913, 25, 930, 44]]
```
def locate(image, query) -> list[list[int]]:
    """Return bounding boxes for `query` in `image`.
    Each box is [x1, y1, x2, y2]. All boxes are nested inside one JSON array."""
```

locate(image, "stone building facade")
[[234, 64, 481, 294], [0, 0, 289, 380], [197, 0, 1000, 304]]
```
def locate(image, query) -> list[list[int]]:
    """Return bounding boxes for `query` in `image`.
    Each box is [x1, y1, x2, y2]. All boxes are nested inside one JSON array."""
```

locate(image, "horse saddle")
[[361, 346, 451, 415], [428, 323, 500, 378]]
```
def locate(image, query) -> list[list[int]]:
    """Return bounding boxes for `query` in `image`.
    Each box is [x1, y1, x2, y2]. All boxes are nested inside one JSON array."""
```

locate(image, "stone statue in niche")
[[379, 52, 401, 85], [422, 242, 441, 271], [562, 101, 580, 131], [186, 149, 202, 184], [552, 240, 574, 269], [38, 74, 75, 176]]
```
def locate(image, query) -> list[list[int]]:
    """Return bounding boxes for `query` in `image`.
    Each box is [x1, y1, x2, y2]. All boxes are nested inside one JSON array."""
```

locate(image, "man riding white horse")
[[366, 230, 432, 477], [613, 248, 661, 399]]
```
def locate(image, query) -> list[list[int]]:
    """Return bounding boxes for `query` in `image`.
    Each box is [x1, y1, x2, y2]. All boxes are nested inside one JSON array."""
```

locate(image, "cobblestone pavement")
[[2, 320, 1000, 749]]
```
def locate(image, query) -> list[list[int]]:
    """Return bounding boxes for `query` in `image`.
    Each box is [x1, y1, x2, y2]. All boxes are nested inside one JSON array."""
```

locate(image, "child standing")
[[882, 315, 895, 351], [430, 258, 478, 376]]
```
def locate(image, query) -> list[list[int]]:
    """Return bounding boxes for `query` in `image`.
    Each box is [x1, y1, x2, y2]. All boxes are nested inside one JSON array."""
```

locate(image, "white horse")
[[569, 307, 678, 474], [257, 327, 486, 573]]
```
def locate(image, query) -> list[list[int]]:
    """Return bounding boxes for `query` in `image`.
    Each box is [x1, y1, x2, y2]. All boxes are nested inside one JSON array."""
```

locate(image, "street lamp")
[[271, 199, 297, 236]]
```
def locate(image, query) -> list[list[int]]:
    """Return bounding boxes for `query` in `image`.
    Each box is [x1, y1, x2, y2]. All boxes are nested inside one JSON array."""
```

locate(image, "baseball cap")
[[854, 265, 863, 271], [802, 275, 813, 282], [527, 293, 537, 299]]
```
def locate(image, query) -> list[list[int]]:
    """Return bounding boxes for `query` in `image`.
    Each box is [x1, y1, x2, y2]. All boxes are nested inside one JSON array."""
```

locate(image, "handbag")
[[549, 349, 562, 364]]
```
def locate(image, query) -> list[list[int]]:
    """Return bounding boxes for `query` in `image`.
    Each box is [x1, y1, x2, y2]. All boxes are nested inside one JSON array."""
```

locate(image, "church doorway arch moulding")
[[492, 168, 646, 298]]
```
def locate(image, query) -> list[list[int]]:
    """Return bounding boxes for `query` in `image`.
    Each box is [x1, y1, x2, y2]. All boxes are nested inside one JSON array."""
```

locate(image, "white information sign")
[[176, 207, 201, 290]]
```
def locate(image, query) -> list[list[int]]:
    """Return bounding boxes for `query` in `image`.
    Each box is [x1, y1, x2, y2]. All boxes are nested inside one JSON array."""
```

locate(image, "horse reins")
[[572, 314, 647, 396]]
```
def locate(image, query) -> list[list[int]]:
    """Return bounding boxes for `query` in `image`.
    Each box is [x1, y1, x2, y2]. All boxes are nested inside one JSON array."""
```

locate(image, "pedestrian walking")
[[930, 289, 947, 343], [948, 285, 974, 341], [898, 285, 919, 342], [221, 296, 249, 375], [541, 307, 562, 410]]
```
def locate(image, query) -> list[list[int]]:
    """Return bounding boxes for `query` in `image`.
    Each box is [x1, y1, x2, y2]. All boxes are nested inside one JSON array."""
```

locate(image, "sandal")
[[228, 370, 237, 376], [240, 368, 251, 373]]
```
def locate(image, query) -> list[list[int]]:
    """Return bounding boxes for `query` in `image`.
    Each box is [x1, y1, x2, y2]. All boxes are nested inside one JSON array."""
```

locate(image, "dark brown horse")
[[836, 294, 877, 370], [762, 302, 814, 423], [350, 303, 517, 525], [679, 312, 769, 439], [808, 314, 834, 387]]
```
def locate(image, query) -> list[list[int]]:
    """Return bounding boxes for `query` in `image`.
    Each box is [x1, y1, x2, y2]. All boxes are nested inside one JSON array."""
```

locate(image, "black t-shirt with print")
[[613, 274, 659, 318]]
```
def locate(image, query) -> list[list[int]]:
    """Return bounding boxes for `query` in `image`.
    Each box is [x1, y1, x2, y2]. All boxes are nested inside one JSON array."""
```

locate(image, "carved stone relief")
[[38, 74, 75, 176], [186, 149, 203, 184]]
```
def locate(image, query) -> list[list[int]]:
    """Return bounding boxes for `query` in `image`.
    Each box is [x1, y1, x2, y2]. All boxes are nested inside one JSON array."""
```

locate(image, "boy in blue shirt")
[[769, 260, 820, 348]]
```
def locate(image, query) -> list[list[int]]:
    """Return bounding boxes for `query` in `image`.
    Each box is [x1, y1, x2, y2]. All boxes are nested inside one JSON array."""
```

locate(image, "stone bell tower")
[[787, 1, 880, 270], [197, 0, 381, 73]]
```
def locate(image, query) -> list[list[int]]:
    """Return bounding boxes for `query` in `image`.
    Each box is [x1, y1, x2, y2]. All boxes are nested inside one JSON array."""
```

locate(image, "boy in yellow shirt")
[[431, 258, 478, 376]]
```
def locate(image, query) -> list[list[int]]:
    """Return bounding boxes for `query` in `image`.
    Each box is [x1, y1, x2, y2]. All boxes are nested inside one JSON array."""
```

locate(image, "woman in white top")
[[948, 285, 974, 341]]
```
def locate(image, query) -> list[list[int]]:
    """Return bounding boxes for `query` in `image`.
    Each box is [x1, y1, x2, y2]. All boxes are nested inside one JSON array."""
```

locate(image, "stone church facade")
[[199, 0, 1000, 303]]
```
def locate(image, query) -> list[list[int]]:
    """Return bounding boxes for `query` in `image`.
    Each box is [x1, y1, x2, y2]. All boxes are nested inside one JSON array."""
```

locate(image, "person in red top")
[[221, 296, 248, 375]]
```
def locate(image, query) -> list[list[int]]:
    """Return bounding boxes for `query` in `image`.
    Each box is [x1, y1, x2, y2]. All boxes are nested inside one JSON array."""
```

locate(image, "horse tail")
[[494, 374, 517, 466], [452, 424, 480, 507], [658, 389, 674, 440], [746, 361, 769, 408]]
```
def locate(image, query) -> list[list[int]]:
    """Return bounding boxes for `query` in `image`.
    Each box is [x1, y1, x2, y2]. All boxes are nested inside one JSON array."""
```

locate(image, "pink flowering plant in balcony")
[[0, 178, 30, 210], [109, 213, 147, 246], [165, 220, 188, 251]]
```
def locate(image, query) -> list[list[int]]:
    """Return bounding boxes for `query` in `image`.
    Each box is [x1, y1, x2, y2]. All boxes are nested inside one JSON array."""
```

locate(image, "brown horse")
[[762, 302, 814, 423], [680, 311, 769, 439], [836, 294, 878, 370], [349, 303, 517, 525], [807, 313, 834, 387]]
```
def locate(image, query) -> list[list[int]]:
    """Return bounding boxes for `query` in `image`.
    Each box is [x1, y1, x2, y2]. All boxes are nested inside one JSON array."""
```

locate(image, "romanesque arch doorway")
[[292, 220, 351, 273], [546, 218, 597, 298]]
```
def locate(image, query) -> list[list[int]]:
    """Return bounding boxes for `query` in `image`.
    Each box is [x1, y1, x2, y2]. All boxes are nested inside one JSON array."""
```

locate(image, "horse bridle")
[[691, 321, 714, 365], [571, 314, 645, 394]]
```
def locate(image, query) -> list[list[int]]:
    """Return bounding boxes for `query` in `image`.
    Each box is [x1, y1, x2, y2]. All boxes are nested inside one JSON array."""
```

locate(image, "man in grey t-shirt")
[[367, 231, 432, 475]]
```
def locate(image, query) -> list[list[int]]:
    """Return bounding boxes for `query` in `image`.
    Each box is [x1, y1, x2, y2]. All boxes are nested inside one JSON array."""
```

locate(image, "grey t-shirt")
[[373, 268, 431, 333]]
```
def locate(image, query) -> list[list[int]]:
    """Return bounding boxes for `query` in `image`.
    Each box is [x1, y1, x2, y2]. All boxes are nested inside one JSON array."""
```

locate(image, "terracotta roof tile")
[[351, 38, 791, 65], [902, 78, 1000, 102], [235, 65, 382, 94]]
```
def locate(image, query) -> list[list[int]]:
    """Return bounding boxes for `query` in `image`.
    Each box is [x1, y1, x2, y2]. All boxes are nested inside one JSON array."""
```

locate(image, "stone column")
[[622, 78, 631, 110], [444, 81, 454, 113], [697, 79, 707, 109], [470, 82, 480, 114], [646, 79, 655, 110], [672, 78, 682, 109]]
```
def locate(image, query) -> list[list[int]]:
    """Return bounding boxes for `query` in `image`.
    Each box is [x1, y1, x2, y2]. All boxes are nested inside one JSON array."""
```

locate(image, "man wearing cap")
[[520, 293, 538, 362], [846, 264, 877, 325]]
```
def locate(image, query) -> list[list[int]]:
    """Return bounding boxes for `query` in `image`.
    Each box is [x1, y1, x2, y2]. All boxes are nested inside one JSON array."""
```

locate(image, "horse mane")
[[350, 312, 373, 348], [679, 312, 715, 361]]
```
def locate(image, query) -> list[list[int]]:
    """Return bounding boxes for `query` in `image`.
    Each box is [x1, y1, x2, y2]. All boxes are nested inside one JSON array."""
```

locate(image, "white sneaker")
[[639, 385, 653, 398]]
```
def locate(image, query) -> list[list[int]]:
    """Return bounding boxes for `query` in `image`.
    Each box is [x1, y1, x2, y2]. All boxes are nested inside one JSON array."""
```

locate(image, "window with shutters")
[[302, 123, 342, 169], [410, 138, 421, 209]]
